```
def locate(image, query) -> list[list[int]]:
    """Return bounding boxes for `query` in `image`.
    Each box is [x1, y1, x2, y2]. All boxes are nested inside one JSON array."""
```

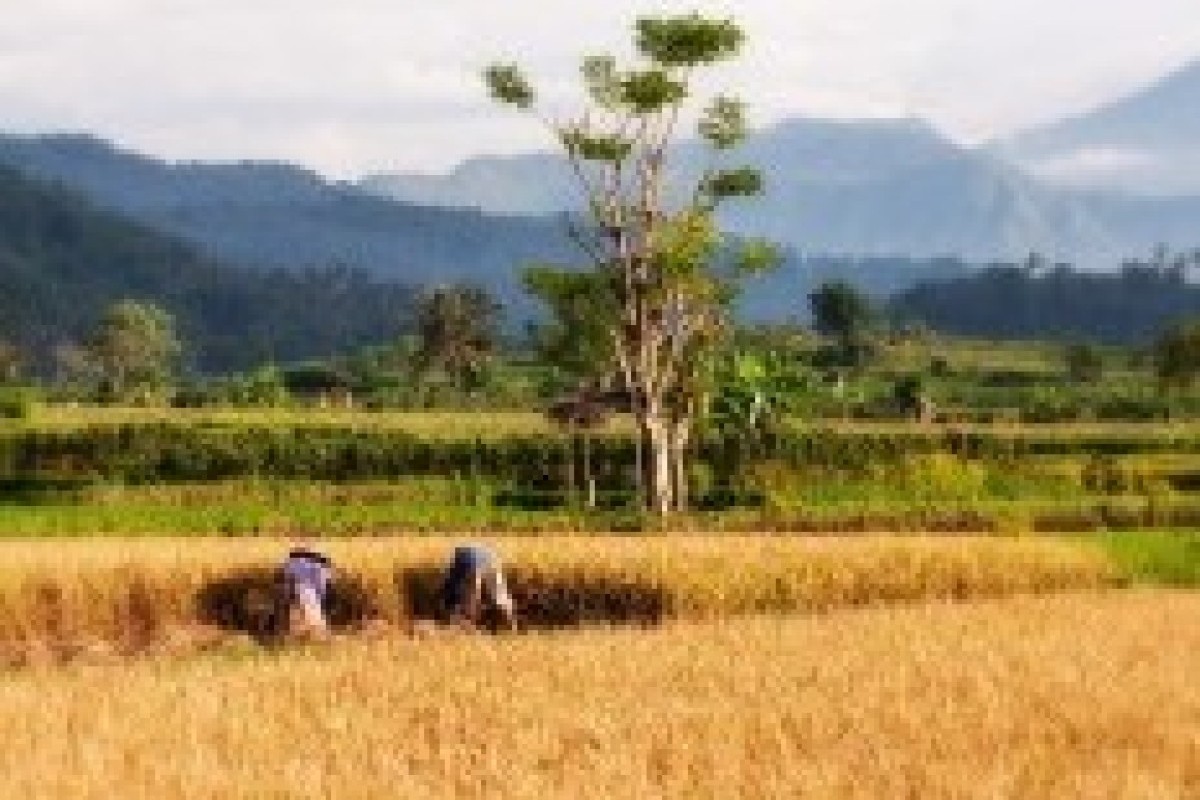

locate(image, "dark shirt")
[[440, 545, 495, 610]]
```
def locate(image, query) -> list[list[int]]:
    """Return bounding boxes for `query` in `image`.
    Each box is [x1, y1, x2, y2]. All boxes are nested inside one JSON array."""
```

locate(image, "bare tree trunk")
[[642, 409, 675, 518], [583, 431, 595, 509], [670, 421, 690, 514], [649, 424, 674, 518], [633, 422, 645, 509], [566, 423, 576, 507]]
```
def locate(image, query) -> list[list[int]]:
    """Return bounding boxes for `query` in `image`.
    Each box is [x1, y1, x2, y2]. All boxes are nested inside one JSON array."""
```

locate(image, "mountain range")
[[0, 131, 966, 322], [362, 112, 1200, 266], [0, 54, 1196, 363], [0, 133, 573, 293]]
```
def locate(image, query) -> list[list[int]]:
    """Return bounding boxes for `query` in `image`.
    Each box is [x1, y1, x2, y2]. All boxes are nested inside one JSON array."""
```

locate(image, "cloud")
[[1030, 147, 1160, 179], [0, 1, 1197, 175]]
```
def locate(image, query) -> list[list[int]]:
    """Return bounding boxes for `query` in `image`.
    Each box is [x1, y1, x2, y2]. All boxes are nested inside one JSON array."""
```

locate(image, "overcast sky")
[[1, 0, 1197, 177]]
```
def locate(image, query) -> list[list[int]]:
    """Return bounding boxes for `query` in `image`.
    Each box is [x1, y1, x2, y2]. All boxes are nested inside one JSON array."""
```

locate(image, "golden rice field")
[[0, 592, 1195, 799], [0, 535, 1117, 664]]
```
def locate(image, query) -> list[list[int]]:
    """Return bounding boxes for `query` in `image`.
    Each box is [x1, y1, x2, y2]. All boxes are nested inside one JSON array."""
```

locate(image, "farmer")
[[281, 540, 334, 639], [440, 544, 516, 631]]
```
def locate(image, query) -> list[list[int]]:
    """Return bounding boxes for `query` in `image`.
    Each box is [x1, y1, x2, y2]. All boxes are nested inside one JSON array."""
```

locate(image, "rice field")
[[0, 535, 1118, 665], [10, 407, 601, 437], [0, 592, 1195, 799], [13, 403, 1200, 440]]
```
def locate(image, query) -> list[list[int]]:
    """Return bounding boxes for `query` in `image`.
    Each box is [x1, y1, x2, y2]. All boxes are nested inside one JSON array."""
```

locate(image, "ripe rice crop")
[[0, 592, 1194, 799], [0, 536, 1117, 664]]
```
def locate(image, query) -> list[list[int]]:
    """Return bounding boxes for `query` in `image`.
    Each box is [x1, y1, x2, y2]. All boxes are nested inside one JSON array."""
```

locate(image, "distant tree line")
[[890, 251, 1200, 344]]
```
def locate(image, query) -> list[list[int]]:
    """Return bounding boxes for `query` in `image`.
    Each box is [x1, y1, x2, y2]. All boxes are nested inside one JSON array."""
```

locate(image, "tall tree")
[[84, 300, 181, 400], [1154, 319, 1200, 388], [415, 284, 502, 393], [809, 280, 877, 368], [486, 13, 775, 516], [522, 266, 620, 386], [809, 280, 874, 346]]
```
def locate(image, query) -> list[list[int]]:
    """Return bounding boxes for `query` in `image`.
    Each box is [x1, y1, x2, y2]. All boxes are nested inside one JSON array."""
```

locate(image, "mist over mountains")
[[998, 59, 1200, 197]]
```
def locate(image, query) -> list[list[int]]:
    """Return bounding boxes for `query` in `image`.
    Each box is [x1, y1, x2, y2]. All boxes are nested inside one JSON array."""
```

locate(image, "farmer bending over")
[[440, 544, 516, 631], [282, 540, 334, 639]]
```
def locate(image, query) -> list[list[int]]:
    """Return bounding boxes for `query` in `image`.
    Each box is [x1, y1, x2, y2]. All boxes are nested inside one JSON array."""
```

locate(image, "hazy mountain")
[[0, 130, 972, 321], [0, 163, 417, 372], [361, 117, 1200, 266], [362, 117, 961, 218], [361, 117, 957, 217], [0, 133, 575, 303], [998, 59, 1200, 196]]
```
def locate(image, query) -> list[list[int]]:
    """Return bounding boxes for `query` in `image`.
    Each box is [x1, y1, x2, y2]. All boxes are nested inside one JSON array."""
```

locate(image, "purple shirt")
[[284, 549, 332, 601]]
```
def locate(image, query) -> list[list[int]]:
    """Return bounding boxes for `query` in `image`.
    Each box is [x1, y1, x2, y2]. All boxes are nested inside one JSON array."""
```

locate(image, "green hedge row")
[[1, 424, 1198, 487], [0, 425, 625, 486]]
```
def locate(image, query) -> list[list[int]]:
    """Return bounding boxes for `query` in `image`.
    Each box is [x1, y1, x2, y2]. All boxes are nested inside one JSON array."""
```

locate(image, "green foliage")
[[929, 356, 952, 378], [635, 14, 744, 67], [700, 168, 764, 203], [733, 239, 785, 275], [651, 210, 722, 279], [485, 11, 771, 514], [581, 55, 621, 109], [1098, 531, 1200, 586], [698, 96, 747, 149], [891, 375, 928, 417], [84, 300, 181, 400], [809, 280, 875, 344], [558, 129, 633, 163], [416, 284, 501, 392], [9, 421, 1200, 488], [3, 410, 1200, 535], [227, 365, 290, 407], [483, 64, 535, 108], [522, 266, 618, 381], [1065, 343, 1104, 383], [890, 254, 1200, 344], [900, 453, 987, 501], [618, 69, 687, 112], [0, 386, 37, 420], [1154, 319, 1200, 388]]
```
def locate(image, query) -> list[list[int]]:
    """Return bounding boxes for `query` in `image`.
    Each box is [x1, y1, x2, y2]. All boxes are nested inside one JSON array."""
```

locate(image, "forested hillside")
[[0, 133, 576, 305], [890, 254, 1200, 343], [0, 164, 416, 373]]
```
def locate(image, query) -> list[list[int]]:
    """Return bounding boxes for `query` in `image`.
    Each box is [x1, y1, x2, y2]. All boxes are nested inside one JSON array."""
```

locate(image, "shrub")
[[1065, 343, 1104, 383], [0, 387, 37, 420]]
